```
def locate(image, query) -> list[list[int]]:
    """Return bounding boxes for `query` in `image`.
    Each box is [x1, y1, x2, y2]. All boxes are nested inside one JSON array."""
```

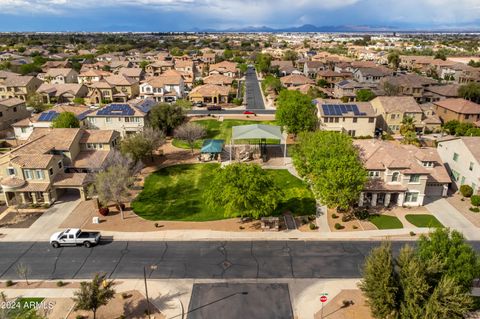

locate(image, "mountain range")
[[191, 24, 399, 33]]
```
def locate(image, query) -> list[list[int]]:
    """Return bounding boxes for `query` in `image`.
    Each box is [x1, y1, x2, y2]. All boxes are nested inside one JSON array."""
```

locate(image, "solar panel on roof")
[[352, 105, 360, 115], [334, 105, 341, 115], [340, 105, 347, 113], [322, 105, 330, 115]]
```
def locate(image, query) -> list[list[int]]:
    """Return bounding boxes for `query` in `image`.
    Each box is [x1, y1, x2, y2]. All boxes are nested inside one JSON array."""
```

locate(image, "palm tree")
[[400, 116, 416, 136]]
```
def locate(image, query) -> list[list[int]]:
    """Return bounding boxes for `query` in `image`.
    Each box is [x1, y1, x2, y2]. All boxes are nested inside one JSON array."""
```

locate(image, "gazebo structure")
[[199, 139, 225, 162], [230, 124, 287, 164]]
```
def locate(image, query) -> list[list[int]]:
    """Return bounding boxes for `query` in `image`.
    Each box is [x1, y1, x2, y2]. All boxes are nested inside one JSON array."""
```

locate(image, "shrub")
[[76, 316, 85, 319], [56, 280, 65, 287], [332, 213, 339, 219], [334, 223, 345, 230], [471, 195, 480, 207], [239, 226, 245, 230], [342, 215, 352, 222], [5, 280, 14, 287], [121, 292, 130, 299], [308, 215, 316, 221], [352, 225, 358, 229], [42, 203, 50, 209], [470, 207, 480, 213], [410, 231, 416, 237], [98, 207, 109, 216], [354, 209, 370, 220], [460, 185, 474, 198], [309, 223, 318, 230]]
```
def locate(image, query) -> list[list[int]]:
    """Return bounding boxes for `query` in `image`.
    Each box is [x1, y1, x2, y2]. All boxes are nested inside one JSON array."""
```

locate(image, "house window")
[[49, 168, 54, 176], [368, 117, 374, 123], [98, 144, 103, 149], [353, 118, 357, 123], [453, 153, 459, 162], [0, 111, 2, 117], [409, 175, 420, 183], [451, 169, 460, 181], [368, 171, 380, 178], [405, 192, 419, 203], [106, 117, 112, 123], [465, 114, 470, 120], [460, 176, 466, 185], [21, 127, 27, 133], [7, 167, 15, 176], [423, 161, 434, 168], [24, 169, 32, 180], [335, 117, 339, 123], [469, 162, 474, 171], [347, 130, 356, 137], [35, 170, 44, 179], [13, 107, 17, 112], [89, 118, 96, 123], [392, 172, 400, 182], [58, 161, 63, 169]]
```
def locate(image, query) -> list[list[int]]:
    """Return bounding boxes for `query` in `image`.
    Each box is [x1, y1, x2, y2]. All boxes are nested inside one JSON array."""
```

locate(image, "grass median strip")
[[405, 214, 443, 228]]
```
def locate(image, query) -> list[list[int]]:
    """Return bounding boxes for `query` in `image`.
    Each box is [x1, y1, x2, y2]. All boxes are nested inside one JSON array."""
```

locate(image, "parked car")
[[193, 101, 205, 107], [207, 105, 222, 111], [50, 228, 101, 248], [243, 111, 255, 115]]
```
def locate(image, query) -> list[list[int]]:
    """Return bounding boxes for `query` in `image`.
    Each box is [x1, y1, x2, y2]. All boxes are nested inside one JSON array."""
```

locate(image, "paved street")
[[245, 66, 266, 110], [188, 109, 275, 116], [3, 240, 478, 280]]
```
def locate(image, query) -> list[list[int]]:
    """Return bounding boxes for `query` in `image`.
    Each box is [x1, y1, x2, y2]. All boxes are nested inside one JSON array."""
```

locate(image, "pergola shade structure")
[[230, 124, 287, 163]]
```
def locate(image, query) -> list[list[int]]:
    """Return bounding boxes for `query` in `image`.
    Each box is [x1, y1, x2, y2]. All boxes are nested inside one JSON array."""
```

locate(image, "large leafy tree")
[[459, 82, 480, 103], [400, 116, 420, 146], [292, 131, 367, 209], [149, 102, 185, 135], [51, 112, 80, 128], [282, 50, 298, 62], [387, 51, 401, 69], [205, 163, 283, 218], [73, 274, 115, 319], [261, 75, 282, 94], [255, 53, 272, 74], [27, 93, 48, 113], [275, 90, 317, 136], [356, 89, 376, 102], [120, 127, 165, 162], [359, 229, 477, 319]]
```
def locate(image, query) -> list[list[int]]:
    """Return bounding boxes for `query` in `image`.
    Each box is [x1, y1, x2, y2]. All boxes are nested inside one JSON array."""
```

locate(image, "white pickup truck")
[[50, 228, 101, 248]]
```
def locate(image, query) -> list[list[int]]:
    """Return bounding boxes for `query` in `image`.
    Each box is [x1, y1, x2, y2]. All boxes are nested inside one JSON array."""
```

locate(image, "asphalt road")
[[187, 109, 275, 116], [3, 240, 473, 280], [245, 66, 266, 110]]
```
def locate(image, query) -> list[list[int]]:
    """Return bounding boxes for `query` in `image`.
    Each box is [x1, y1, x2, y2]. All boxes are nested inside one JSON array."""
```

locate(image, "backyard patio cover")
[[230, 124, 286, 163], [201, 139, 225, 153]]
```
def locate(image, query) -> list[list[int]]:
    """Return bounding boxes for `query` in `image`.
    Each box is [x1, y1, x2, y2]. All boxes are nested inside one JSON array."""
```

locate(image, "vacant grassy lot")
[[405, 214, 443, 228], [172, 119, 278, 149], [131, 164, 316, 221], [368, 215, 403, 229]]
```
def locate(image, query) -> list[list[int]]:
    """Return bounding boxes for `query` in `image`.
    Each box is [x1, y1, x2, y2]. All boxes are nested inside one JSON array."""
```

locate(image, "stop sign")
[[320, 295, 327, 303]]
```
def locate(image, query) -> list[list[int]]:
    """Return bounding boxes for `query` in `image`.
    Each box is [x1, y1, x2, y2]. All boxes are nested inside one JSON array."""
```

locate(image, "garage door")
[[426, 183, 445, 197]]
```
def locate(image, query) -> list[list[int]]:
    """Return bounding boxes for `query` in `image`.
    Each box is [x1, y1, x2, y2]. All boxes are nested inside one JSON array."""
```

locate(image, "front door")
[[390, 193, 399, 206]]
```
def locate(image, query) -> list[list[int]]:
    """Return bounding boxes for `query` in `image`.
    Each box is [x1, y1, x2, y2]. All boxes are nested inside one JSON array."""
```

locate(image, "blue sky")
[[0, 0, 479, 31]]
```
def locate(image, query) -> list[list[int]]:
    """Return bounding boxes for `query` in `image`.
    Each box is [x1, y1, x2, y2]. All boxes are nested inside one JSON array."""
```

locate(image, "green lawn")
[[368, 215, 404, 229], [172, 119, 278, 149], [405, 214, 443, 228], [131, 163, 316, 221]]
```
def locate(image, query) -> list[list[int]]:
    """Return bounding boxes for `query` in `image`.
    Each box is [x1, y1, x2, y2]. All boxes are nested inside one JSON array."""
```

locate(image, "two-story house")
[[280, 74, 314, 88], [303, 61, 327, 79], [316, 100, 376, 137], [0, 98, 30, 131], [437, 137, 480, 193], [432, 98, 480, 124], [139, 73, 185, 102], [188, 84, 231, 105], [0, 128, 120, 206], [85, 100, 154, 137], [353, 67, 392, 84], [78, 69, 112, 84], [208, 61, 238, 78], [37, 68, 78, 84], [379, 74, 437, 103], [36, 83, 88, 104], [145, 61, 174, 77], [370, 96, 424, 134], [203, 74, 234, 87], [355, 139, 450, 207], [0, 75, 43, 101], [333, 80, 378, 102]]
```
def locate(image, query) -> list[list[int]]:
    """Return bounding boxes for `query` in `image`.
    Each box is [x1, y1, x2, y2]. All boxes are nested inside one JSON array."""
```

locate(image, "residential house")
[[370, 96, 424, 134], [203, 74, 234, 86], [85, 100, 155, 137], [379, 74, 437, 103], [333, 80, 377, 102], [424, 84, 460, 103], [353, 67, 392, 84], [0, 128, 120, 206], [280, 74, 314, 88], [419, 103, 442, 133], [12, 105, 93, 140], [437, 137, 480, 193], [201, 53, 216, 64], [0, 75, 43, 101], [188, 84, 231, 105], [78, 69, 112, 85], [37, 68, 78, 84], [139, 73, 185, 102], [208, 61, 238, 78], [316, 70, 352, 88], [0, 98, 30, 131], [355, 139, 450, 207], [432, 98, 480, 124], [37, 83, 88, 104], [271, 61, 298, 76], [145, 61, 174, 77], [41, 61, 71, 72], [303, 61, 327, 79], [86, 75, 140, 103], [115, 68, 145, 82], [316, 99, 376, 137]]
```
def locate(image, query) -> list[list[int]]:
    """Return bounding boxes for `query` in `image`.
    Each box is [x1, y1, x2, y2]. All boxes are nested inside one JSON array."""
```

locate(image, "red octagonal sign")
[[320, 296, 328, 303]]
